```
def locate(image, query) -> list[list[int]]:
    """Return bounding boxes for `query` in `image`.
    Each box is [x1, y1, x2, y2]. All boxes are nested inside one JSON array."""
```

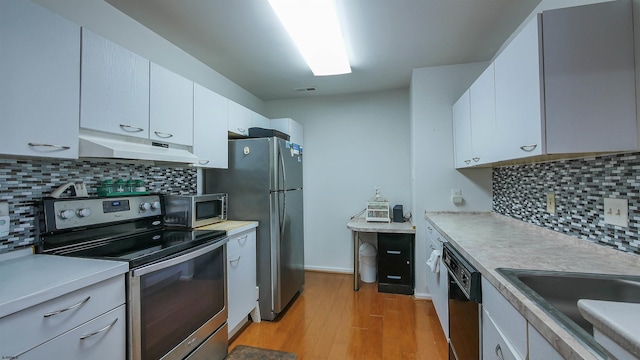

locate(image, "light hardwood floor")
[[229, 271, 448, 359]]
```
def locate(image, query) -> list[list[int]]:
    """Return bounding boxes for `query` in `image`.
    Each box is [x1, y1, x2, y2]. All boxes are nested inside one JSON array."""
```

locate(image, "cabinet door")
[[377, 233, 413, 293], [19, 305, 126, 360], [425, 222, 448, 337], [452, 90, 472, 168], [482, 310, 524, 360], [0, 0, 79, 159], [495, 16, 543, 160], [543, 0, 636, 154], [482, 277, 527, 358], [228, 101, 252, 136], [150, 63, 194, 146], [469, 64, 496, 165], [193, 84, 228, 168], [81, 29, 149, 139], [227, 229, 257, 337], [251, 112, 270, 130], [527, 323, 564, 360]]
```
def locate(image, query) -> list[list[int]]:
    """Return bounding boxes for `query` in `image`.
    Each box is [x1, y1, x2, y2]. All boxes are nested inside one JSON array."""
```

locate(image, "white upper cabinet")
[[81, 29, 150, 139], [452, 91, 472, 168], [494, 15, 544, 161], [542, 0, 636, 154], [469, 64, 497, 165], [271, 118, 304, 146], [193, 84, 228, 168], [252, 112, 271, 130], [0, 0, 80, 159], [150, 63, 194, 146], [457, 0, 636, 167], [228, 101, 252, 137]]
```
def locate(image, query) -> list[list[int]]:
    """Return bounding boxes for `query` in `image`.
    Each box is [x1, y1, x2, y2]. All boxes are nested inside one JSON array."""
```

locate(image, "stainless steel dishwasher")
[[442, 242, 482, 360]]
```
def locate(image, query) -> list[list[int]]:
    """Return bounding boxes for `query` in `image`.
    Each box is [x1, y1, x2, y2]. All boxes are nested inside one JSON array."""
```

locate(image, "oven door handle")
[[132, 239, 227, 277]]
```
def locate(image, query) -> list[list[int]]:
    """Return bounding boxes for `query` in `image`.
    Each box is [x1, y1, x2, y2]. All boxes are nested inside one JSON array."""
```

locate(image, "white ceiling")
[[105, 0, 542, 101]]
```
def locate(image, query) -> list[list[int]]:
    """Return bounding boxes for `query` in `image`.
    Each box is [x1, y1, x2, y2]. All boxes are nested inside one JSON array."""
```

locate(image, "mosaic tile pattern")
[[0, 158, 197, 253], [493, 153, 640, 255]]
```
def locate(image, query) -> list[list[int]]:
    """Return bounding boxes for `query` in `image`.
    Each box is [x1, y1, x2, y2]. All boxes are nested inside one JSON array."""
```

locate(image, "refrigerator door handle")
[[278, 146, 287, 242]]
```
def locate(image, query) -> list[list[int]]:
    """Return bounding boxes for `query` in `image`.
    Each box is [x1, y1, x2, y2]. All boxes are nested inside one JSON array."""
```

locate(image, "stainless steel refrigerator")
[[204, 137, 304, 321]]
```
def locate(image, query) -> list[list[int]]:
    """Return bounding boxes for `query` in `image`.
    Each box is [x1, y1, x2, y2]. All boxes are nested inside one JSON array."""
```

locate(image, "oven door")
[[128, 240, 228, 360]]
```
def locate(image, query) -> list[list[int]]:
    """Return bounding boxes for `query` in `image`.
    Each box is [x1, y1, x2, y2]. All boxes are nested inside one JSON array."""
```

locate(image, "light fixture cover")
[[268, 0, 351, 76]]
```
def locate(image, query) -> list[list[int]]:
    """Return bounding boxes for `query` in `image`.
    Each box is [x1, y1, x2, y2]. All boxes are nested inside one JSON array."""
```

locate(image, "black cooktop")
[[48, 228, 226, 269]]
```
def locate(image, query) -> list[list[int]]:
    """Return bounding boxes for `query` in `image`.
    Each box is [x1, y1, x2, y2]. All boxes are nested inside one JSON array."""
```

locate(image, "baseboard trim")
[[304, 265, 352, 274]]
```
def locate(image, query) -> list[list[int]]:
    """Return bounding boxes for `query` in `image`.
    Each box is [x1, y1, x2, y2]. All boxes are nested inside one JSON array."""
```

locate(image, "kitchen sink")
[[496, 268, 640, 359]]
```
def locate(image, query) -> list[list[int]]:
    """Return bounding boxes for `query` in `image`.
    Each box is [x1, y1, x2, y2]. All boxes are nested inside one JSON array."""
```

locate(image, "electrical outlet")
[[604, 198, 628, 227], [451, 189, 463, 205], [546, 193, 556, 214]]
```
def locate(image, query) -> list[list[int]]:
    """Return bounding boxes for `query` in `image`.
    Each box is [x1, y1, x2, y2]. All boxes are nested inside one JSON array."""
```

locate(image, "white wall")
[[410, 63, 493, 297], [265, 89, 411, 273], [33, 0, 264, 113]]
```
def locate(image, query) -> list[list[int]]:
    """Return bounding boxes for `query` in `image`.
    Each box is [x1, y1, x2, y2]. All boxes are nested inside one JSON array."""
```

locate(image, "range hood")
[[79, 132, 199, 164]]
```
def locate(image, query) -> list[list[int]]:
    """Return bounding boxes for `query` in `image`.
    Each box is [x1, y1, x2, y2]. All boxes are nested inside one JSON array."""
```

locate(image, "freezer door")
[[270, 188, 304, 314], [275, 138, 303, 191]]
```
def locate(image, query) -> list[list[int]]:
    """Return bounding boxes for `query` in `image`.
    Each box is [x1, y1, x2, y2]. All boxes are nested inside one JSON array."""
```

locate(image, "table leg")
[[353, 230, 359, 291]]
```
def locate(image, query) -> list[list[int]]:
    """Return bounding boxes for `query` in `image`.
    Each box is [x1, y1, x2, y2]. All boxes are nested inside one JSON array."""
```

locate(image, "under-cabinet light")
[[268, 0, 351, 76]]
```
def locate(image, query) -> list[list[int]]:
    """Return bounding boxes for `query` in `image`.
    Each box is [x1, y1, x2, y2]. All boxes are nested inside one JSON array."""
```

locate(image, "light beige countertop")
[[347, 217, 416, 234], [0, 248, 128, 319], [198, 220, 258, 236], [425, 211, 640, 360], [578, 299, 640, 359]]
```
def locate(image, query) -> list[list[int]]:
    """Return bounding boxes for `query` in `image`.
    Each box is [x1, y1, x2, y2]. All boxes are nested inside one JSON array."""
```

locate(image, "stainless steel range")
[[36, 195, 229, 360]]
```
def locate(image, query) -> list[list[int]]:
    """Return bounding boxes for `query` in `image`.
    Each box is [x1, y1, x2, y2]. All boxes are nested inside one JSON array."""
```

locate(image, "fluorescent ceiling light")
[[268, 0, 351, 76]]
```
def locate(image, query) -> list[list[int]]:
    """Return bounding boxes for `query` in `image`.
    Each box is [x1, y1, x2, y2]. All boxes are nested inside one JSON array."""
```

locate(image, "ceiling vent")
[[294, 86, 317, 92]]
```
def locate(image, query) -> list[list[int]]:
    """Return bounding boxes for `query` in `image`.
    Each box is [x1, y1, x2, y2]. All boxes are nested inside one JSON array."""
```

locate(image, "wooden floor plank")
[[229, 272, 448, 360]]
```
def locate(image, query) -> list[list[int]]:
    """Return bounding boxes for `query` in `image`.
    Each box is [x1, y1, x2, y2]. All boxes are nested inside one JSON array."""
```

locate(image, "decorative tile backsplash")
[[493, 152, 640, 255], [0, 158, 197, 253]]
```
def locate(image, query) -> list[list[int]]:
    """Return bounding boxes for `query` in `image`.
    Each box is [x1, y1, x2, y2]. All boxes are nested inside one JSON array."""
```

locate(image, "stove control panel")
[[49, 195, 162, 230]]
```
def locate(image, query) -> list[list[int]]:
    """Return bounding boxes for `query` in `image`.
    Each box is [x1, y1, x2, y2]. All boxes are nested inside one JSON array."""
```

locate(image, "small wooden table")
[[346, 218, 416, 291]]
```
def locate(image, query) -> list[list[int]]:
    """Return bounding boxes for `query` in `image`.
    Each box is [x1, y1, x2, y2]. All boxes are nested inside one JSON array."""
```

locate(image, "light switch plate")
[[604, 198, 628, 227], [546, 193, 556, 214]]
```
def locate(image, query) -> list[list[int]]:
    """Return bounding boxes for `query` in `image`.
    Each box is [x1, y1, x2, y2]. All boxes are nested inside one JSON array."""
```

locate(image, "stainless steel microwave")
[[163, 193, 227, 228]]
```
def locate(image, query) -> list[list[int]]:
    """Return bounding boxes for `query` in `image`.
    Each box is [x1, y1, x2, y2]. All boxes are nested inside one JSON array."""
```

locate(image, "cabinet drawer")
[[227, 230, 256, 256], [0, 275, 125, 357], [481, 277, 527, 358], [18, 305, 126, 360], [482, 309, 524, 360]]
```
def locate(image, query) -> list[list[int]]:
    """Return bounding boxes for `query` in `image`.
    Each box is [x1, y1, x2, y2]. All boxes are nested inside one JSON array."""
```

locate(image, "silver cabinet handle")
[[198, 160, 210, 165], [237, 234, 249, 245], [437, 237, 444, 243], [237, 128, 246, 133], [80, 318, 118, 340], [230, 255, 241, 265], [429, 244, 436, 250], [464, 160, 471, 164], [28, 143, 70, 150], [519, 144, 538, 152], [495, 344, 504, 360], [472, 157, 480, 162], [154, 131, 173, 138], [427, 226, 432, 230], [43, 296, 90, 318], [386, 250, 401, 255], [387, 275, 402, 280], [119, 124, 144, 133]]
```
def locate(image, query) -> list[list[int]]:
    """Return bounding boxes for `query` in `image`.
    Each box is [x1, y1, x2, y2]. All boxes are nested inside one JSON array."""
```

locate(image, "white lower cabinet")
[[226, 228, 257, 338], [483, 310, 524, 360], [527, 323, 564, 360], [481, 277, 528, 359], [0, 275, 125, 360], [425, 221, 448, 337], [18, 305, 126, 360]]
